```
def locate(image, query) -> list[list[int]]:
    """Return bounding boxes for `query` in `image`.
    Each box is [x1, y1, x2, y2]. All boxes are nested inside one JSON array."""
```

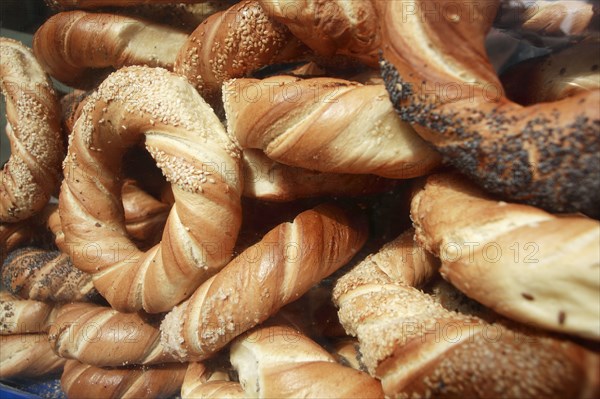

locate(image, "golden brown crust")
[[377, 0, 600, 217], [59, 66, 242, 313], [48, 302, 174, 367], [258, 0, 381, 67], [0, 333, 67, 379], [160, 204, 368, 361], [174, 0, 309, 104], [333, 229, 600, 398], [0, 38, 63, 222], [230, 323, 384, 398], [242, 148, 395, 201], [224, 75, 441, 179], [410, 172, 600, 340], [33, 10, 188, 88], [0, 291, 58, 334], [61, 360, 187, 399], [181, 362, 245, 399]]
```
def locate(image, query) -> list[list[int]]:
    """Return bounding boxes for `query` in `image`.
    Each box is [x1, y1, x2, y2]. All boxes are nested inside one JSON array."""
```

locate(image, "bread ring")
[[59, 66, 242, 313], [0, 291, 58, 334], [0, 334, 67, 379], [377, 0, 600, 217], [1, 38, 63, 222], [174, 0, 309, 105], [33, 10, 189, 88], [224, 75, 441, 179], [61, 360, 187, 399]]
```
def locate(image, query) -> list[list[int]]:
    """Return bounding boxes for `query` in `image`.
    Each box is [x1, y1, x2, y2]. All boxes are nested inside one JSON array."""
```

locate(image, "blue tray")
[[0, 378, 65, 399]]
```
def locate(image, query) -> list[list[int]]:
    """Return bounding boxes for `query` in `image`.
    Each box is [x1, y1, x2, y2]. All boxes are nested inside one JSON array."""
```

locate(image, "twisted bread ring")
[[0, 291, 58, 334], [378, 0, 600, 217], [224, 76, 441, 179], [410, 172, 600, 340], [33, 11, 189, 89], [0, 38, 63, 222], [61, 360, 187, 399], [59, 66, 242, 313], [0, 334, 67, 379], [175, 0, 309, 104]]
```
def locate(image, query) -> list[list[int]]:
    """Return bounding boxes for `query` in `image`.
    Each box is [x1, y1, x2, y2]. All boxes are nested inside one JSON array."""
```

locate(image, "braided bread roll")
[[501, 36, 600, 105], [230, 322, 384, 398], [160, 204, 368, 361], [175, 0, 309, 104], [182, 362, 245, 399], [0, 291, 58, 334], [333, 229, 600, 398], [242, 149, 394, 201], [59, 66, 242, 313], [410, 172, 600, 340], [496, 0, 595, 36], [1, 247, 98, 302], [0, 38, 63, 222], [224, 75, 441, 179], [48, 302, 174, 367], [33, 11, 189, 88], [258, 0, 381, 67], [0, 333, 67, 379], [61, 360, 187, 399], [377, 0, 600, 217]]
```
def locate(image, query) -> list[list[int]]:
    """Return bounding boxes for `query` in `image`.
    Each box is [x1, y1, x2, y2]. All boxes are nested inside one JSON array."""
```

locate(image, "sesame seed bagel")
[[377, 0, 600, 217], [174, 0, 309, 105], [0, 38, 63, 222], [33, 10, 189, 89], [58, 66, 242, 313]]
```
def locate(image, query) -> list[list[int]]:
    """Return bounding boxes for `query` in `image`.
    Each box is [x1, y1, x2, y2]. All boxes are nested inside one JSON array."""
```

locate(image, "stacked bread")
[[1, 0, 598, 398]]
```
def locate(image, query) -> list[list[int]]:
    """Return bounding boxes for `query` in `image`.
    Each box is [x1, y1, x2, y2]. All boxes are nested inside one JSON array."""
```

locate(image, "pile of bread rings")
[[1, 0, 599, 398]]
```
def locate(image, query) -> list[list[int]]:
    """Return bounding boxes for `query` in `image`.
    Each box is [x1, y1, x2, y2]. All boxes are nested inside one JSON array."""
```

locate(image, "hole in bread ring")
[[58, 66, 242, 313], [1, 38, 63, 222]]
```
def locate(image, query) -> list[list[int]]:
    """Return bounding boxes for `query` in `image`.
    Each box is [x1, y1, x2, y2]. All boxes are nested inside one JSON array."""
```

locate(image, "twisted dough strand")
[[61, 360, 187, 399], [378, 0, 600, 217], [224, 76, 441, 179], [160, 204, 368, 361], [0, 334, 67, 379], [0, 38, 63, 222], [410, 172, 600, 340], [0, 291, 58, 334], [333, 229, 600, 398], [59, 66, 242, 313], [48, 302, 173, 367], [33, 11, 189, 88]]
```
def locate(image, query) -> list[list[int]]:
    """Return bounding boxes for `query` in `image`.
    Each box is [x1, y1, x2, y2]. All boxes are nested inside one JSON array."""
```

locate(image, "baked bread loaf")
[[1, 219, 38, 264], [501, 35, 600, 105], [410, 172, 600, 340], [242, 148, 394, 201], [0, 291, 58, 334], [33, 11, 189, 88], [0, 38, 63, 222], [48, 302, 174, 367], [230, 322, 384, 398], [224, 75, 441, 179], [496, 0, 595, 36], [0, 334, 67, 379], [333, 229, 600, 398], [61, 360, 187, 399], [377, 0, 600, 217], [257, 0, 381, 67], [174, 0, 308, 104], [181, 361, 245, 399], [160, 204, 368, 361], [59, 66, 242, 313], [1, 247, 98, 303]]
